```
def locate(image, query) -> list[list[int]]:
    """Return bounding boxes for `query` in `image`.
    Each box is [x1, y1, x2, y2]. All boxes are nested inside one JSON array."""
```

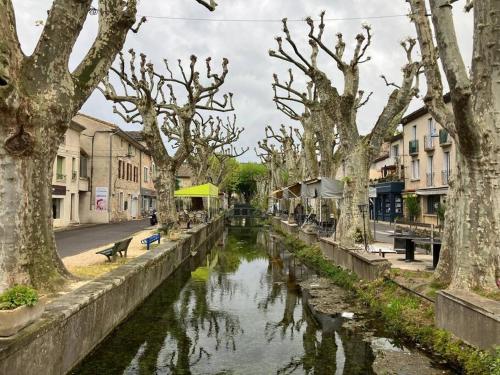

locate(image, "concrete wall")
[[0, 217, 224, 375], [436, 289, 500, 351], [319, 238, 390, 282]]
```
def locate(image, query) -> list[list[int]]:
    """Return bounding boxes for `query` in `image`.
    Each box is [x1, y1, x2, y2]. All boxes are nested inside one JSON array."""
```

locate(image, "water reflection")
[[74, 228, 375, 374]]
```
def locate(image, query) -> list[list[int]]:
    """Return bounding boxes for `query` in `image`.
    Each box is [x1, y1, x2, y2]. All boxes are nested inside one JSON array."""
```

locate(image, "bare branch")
[[194, 0, 218, 11]]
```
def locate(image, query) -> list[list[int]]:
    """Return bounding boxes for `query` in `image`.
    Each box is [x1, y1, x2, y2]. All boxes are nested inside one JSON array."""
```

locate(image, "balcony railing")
[[426, 172, 434, 187], [424, 135, 435, 151], [439, 129, 452, 146], [409, 140, 419, 155], [56, 173, 66, 182], [442, 169, 452, 185]]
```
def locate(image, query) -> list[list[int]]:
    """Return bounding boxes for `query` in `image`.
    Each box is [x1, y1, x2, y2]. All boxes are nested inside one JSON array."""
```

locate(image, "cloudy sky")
[[13, 0, 472, 161]]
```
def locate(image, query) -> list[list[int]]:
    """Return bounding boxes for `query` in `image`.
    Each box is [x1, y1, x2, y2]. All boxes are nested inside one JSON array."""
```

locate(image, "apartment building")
[[368, 133, 405, 222], [51, 121, 87, 228], [75, 114, 156, 223], [401, 97, 455, 225]]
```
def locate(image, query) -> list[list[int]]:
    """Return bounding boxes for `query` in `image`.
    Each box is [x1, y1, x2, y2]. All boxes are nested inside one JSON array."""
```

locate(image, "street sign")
[[369, 187, 377, 198]]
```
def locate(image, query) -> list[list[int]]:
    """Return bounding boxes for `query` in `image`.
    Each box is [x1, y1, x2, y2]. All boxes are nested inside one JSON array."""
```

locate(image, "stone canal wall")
[[0, 217, 224, 375], [272, 218, 390, 282], [436, 289, 500, 351]]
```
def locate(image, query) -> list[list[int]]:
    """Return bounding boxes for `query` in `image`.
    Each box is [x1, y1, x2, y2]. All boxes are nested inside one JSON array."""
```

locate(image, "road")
[[370, 221, 396, 244], [55, 218, 151, 258]]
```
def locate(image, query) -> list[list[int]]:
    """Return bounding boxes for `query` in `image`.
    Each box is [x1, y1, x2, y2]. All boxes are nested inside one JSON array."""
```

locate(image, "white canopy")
[[301, 177, 344, 199]]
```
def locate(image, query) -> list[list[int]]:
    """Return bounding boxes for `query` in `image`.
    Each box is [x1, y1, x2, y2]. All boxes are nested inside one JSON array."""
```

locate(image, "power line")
[[140, 14, 410, 23]]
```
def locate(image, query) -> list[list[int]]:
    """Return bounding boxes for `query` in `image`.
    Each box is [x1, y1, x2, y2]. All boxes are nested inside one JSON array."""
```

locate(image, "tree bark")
[[0, 121, 71, 292], [153, 165, 178, 230], [408, 0, 500, 290], [336, 142, 372, 246]]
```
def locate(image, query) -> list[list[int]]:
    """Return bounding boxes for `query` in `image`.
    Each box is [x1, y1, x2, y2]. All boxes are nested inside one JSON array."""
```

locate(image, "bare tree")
[[264, 125, 302, 183], [256, 139, 285, 194], [188, 114, 247, 185], [407, 0, 499, 290], [100, 50, 233, 227], [271, 13, 421, 244], [272, 71, 321, 179], [0, 1, 150, 291]]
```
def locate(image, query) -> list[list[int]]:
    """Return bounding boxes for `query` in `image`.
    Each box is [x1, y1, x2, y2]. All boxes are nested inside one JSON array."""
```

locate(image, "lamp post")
[[358, 203, 369, 251]]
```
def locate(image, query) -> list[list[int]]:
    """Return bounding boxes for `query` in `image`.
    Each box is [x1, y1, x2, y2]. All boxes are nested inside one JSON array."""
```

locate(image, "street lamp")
[[358, 203, 369, 251]]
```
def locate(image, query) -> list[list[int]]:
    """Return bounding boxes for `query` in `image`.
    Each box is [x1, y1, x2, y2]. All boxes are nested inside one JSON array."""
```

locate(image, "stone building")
[[75, 114, 155, 223], [368, 133, 405, 222], [401, 96, 456, 225], [51, 121, 87, 228]]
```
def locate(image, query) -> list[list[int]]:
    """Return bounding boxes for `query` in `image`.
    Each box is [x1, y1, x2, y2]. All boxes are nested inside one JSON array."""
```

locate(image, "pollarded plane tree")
[[188, 114, 247, 185], [100, 50, 233, 227], [264, 124, 302, 184], [255, 139, 285, 196], [272, 71, 320, 179], [271, 13, 421, 244], [406, 0, 499, 290], [0, 0, 149, 291]]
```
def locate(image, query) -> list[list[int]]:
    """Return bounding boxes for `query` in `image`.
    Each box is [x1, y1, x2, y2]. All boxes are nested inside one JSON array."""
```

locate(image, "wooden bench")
[[141, 233, 160, 250], [96, 237, 132, 262]]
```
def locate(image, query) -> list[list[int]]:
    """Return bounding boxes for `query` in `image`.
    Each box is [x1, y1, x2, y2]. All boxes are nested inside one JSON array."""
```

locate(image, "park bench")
[[96, 237, 132, 262], [141, 233, 161, 250]]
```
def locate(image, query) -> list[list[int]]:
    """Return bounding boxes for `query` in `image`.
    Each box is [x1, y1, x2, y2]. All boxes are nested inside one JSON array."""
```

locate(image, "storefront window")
[[427, 195, 440, 214], [52, 198, 63, 219]]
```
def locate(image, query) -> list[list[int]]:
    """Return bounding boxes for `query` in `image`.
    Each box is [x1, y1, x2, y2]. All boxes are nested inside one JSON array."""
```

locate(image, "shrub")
[[353, 227, 364, 243], [0, 285, 39, 310], [405, 195, 420, 221]]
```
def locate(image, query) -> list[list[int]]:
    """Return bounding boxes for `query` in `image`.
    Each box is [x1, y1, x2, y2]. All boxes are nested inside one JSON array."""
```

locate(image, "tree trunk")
[[303, 130, 319, 179], [336, 142, 372, 246], [153, 165, 178, 230], [0, 130, 70, 292], [436, 147, 500, 290]]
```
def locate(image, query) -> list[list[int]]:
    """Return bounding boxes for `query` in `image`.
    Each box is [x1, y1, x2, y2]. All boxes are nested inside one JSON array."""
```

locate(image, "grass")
[[68, 258, 129, 279], [272, 224, 500, 375]]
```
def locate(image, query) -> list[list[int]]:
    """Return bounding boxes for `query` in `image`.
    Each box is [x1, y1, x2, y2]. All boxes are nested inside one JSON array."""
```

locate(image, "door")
[[131, 197, 138, 219], [70, 193, 75, 221]]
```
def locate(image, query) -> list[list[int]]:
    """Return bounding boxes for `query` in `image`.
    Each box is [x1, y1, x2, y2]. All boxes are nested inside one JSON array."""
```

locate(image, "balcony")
[[79, 176, 89, 192], [442, 169, 452, 185], [424, 135, 435, 151], [409, 140, 419, 155], [71, 171, 77, 181], [439, 129, 452, 146], [56, 173, 66, 182], [426, 172, 434, 187]]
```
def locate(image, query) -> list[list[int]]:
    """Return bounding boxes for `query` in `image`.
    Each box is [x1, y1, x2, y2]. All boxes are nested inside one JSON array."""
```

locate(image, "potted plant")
[[0, 285, 44, 337]]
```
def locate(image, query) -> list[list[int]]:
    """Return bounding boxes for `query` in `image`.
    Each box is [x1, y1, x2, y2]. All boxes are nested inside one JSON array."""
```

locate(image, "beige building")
[[369, 133, 405, 182], [51, 122, 87, 228], [401, 97, 456, 225], [75, 114, 156, 224]]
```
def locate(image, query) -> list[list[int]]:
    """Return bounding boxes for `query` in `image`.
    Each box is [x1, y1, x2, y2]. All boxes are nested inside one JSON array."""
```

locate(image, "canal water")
[[73, 227, 446, 374]]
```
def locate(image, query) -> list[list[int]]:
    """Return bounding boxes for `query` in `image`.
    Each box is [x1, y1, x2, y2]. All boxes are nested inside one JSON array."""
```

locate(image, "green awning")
[[174, 183, 219, 198]]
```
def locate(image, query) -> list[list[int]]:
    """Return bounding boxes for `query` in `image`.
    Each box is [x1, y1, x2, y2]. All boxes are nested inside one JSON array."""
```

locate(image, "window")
[[443, 151, 450, 172], [134, 166, 138, 182], [427, 155, 434, 186], [427, 195, 440, 214], [144, 167, 149, 183], [118, 160, 122, 179], [412, 125, 417, 140], [428, 118, 436, 136], [119, 192, 124, 211], [411, 159, 420, 180], [56, 156, 65, 181], [128, 144, 133, 156], [391, 144, 399, 158], [151, 162, 156, 179], [52, 198, 63, 219], [80, 156, 88, 178], [126, 163, 130, 181], [71, 157, 77, 180]]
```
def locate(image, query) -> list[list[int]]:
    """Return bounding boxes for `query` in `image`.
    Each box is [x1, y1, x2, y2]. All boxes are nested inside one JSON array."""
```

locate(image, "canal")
[[73, 227, 450, 374]]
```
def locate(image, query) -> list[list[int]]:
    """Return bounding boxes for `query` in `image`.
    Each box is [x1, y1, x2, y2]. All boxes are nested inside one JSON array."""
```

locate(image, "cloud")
[[12, 0, 472, 161]]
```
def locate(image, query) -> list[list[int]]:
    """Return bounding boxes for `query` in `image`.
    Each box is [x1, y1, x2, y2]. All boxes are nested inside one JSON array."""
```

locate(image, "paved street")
[[55, 219, 151, 258], [369, 220, 396, 244]]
